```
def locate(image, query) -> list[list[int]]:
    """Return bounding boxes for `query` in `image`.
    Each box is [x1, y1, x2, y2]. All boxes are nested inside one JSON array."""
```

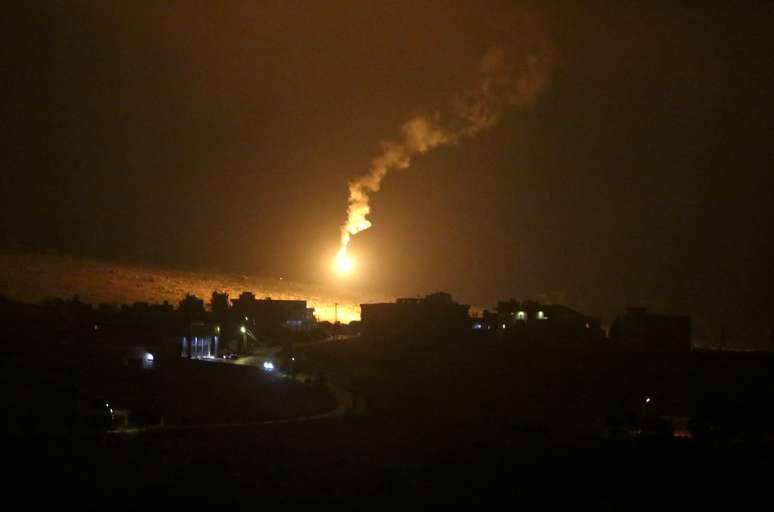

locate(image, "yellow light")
[[334, 250, 354, 275]]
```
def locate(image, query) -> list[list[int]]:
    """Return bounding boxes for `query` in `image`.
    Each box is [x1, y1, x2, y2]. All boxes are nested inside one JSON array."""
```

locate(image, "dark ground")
[[8, 417, 774, 508], [6, 333, 774, 508]]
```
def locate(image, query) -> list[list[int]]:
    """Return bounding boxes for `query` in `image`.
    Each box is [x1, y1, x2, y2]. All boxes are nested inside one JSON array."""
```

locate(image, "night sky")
[[2, 2, 773, 346]]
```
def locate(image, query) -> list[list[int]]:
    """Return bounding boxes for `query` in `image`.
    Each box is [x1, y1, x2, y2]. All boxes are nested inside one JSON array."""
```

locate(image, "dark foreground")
[[6, 336, 774, 507], [8, 416, 774, 508]]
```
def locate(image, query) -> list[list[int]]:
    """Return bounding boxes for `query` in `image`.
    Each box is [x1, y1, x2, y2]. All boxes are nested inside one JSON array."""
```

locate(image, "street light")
[[240, 326, 246, 354]]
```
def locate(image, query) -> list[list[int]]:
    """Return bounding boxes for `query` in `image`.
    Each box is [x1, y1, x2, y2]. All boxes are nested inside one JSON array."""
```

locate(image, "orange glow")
[[1, 252, 384, 323]]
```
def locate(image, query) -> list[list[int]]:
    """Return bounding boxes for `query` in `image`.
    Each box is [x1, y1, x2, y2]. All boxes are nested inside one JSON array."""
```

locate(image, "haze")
[[2, 2, 773, 347]]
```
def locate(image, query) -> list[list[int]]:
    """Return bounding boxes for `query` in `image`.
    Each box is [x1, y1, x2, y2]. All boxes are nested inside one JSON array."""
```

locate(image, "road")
[[111, 350, 357, 434], [225, 353, 356, 418]]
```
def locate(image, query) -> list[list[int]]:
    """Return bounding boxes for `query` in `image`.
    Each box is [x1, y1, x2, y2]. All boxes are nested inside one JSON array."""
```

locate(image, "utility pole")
[[334, 302, 338, 341]]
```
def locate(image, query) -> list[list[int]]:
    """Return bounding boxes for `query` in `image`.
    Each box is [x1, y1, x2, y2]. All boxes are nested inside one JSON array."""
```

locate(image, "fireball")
[[334, 248, 353, 275]]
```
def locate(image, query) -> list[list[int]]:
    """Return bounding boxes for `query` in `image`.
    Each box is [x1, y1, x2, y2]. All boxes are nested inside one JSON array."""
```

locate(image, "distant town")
[[3, 290, 693, 367], [6, 287, 774, 508]]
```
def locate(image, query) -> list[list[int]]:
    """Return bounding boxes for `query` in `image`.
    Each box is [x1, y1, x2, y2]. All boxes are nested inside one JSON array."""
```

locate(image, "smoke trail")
[[337, 44, 551, 263]]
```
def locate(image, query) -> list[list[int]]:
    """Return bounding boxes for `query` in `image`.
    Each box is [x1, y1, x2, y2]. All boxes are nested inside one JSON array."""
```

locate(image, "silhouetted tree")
[[210, 291, 229, 317], [178, 293, 205, 316]]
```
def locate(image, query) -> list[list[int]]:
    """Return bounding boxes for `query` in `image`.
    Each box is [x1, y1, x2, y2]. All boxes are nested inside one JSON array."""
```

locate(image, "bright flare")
[[334, 248, 353, 274]]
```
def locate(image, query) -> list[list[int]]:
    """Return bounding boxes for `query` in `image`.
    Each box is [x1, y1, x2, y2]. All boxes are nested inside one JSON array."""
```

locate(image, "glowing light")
[[645, 397, 652, 404], [240, 326, 246, 334], [334, 247, 354, 275]]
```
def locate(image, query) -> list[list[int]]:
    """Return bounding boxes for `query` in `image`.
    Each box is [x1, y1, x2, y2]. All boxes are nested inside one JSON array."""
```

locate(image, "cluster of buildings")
[[3, 288, 692, 360], [185, 291, 316, 358], [228, 292, 315, 334], [176, 292, 316, 359], [0, 287, 691, 442], [360, 292, 470, 339], [360, 293, 691, 352], [9, 291, 318, 366]]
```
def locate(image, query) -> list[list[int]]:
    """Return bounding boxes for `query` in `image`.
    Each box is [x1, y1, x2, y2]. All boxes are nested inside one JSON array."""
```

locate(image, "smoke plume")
[[337, 43, 551, 262]]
